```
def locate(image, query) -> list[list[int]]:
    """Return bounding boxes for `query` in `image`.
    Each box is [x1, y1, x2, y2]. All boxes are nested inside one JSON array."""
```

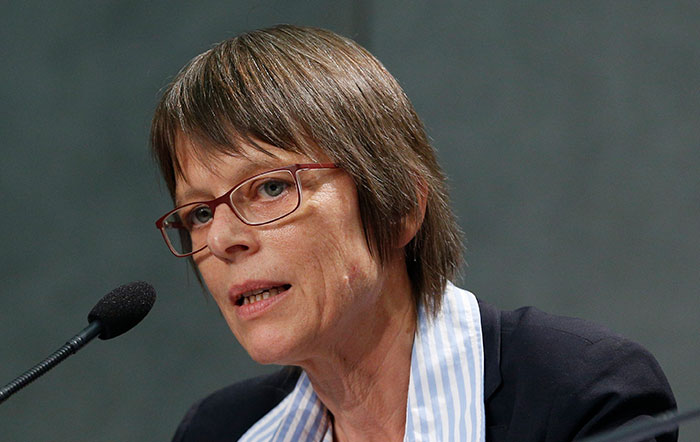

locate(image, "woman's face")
[[174, 137, 393, 365]]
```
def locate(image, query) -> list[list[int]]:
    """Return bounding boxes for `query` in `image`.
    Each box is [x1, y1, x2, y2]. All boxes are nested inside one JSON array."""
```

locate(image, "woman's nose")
[[206, 204, 258, 261]]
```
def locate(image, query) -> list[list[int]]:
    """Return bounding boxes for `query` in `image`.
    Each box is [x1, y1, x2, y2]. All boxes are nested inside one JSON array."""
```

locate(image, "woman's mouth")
[[235, 284, 291, 306]]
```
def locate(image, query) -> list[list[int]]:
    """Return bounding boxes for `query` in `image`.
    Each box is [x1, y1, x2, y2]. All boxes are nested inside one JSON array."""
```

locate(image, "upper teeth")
[[242, 286, 282, 305]]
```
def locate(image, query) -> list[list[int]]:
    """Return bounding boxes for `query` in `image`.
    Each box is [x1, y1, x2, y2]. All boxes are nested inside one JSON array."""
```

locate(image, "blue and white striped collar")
[[240, 283, 485, 441]]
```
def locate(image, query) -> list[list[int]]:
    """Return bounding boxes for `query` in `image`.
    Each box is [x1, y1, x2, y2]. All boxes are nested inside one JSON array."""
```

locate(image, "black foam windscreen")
[[87, 281, 156, 340]]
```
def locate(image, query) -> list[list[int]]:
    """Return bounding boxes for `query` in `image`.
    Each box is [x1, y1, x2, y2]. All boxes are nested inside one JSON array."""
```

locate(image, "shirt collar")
[[405, 283, 486, 441]]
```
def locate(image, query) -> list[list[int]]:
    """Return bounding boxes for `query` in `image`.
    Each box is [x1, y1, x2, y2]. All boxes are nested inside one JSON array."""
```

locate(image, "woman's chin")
[[246, 346, 297, 366], [239, 333, 304, 366]]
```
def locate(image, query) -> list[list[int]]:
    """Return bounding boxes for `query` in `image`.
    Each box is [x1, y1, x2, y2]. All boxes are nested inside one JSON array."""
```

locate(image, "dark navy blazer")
[[172, 300, 677, 441]]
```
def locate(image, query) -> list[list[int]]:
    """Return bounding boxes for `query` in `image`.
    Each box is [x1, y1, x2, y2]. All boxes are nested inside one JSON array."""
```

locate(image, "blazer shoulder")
[[172, 367, 301, 442], [501, 304, 622, 346], [496, 305, 671, 396], [481, 302, 676, 441], [480, 300, 626, 394]]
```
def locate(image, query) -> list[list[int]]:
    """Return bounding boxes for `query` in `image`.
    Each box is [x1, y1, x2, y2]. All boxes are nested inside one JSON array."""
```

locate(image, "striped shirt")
[[240, 283, 485, 441]]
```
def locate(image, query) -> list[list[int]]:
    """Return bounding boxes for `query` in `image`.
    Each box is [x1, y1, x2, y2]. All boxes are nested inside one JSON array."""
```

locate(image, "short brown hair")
[[151, 25, 463, 317]]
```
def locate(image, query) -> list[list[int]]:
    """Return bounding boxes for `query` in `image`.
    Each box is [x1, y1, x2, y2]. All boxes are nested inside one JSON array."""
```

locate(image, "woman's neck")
[[300, 262, 417, 442]]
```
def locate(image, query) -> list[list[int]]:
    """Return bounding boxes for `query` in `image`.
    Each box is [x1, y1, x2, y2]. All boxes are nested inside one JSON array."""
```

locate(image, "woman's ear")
[[397, 179, 428, 248]]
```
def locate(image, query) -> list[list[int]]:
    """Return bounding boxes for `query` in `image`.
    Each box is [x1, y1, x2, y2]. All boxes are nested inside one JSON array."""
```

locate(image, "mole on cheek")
[[345, 265, 359, 282]]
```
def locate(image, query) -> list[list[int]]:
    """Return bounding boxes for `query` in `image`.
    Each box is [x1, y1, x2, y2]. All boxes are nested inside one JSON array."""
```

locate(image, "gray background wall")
[[1, 1, 698, 440]]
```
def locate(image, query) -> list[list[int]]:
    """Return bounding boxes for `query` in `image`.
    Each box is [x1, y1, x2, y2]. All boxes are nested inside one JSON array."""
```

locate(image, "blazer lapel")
[[477, 299, 502, 400]]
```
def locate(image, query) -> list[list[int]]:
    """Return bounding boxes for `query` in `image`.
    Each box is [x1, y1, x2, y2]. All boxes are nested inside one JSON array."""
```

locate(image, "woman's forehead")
[[172, 133, 326, 202], [173, 131, 324, 171]]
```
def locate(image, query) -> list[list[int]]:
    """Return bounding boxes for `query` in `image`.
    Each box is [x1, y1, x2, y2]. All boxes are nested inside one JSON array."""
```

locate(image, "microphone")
[[0, 281, 156, 405]]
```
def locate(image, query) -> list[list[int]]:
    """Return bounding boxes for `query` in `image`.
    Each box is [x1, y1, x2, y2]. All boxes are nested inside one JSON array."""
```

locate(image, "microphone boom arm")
[[0, 320, 103, 405]]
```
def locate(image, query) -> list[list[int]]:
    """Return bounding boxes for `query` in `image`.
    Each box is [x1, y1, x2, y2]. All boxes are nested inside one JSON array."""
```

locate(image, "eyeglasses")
[[155, 163, 339, 257]]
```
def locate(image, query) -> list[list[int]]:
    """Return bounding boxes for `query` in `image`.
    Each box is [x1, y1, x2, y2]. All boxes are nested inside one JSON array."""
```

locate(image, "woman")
[[152, 25, 676, 441]]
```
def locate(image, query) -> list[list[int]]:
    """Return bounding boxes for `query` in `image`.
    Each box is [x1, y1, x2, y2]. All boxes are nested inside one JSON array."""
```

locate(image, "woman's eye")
[[188, 206, 213, 227], [258, 180, 288, 198]]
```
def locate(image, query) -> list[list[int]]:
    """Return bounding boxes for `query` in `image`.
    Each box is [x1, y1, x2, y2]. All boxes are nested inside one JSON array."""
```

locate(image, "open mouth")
[[235, 284, 291, 306]]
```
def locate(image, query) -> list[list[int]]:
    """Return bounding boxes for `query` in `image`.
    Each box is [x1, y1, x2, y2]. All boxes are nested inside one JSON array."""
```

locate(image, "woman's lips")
[[230, 283, 292, 318], [235, 284, 291, 306]]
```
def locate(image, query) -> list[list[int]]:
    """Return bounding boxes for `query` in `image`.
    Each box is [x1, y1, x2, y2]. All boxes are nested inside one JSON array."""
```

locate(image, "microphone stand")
[[0, 320, 103, 405]]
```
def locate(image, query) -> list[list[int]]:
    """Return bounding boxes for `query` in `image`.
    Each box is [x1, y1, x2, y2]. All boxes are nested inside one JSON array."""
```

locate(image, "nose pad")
[[206, 204, 255, 261]]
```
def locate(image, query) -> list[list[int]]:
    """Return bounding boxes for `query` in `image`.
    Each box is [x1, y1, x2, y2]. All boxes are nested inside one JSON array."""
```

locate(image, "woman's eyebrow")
[[175, 187, 210, 207], [174, 157, 285, 206]]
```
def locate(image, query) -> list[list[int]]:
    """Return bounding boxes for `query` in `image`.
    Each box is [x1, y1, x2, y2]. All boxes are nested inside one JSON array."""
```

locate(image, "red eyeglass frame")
[[155, 163, 339, 257]]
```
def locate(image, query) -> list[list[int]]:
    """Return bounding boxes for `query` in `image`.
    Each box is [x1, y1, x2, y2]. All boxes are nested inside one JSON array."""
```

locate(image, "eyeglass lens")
[[162, 169, 300, 255]]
